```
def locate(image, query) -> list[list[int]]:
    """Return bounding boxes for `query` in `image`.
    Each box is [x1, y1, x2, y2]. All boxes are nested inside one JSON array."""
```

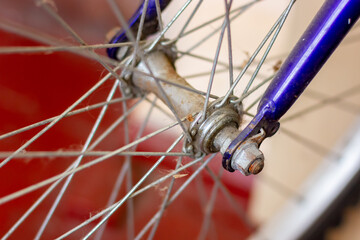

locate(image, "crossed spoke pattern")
[[0, 0, 359, 239]]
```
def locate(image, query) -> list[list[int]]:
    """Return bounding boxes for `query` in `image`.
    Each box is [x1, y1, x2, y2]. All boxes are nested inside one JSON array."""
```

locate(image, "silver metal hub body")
[[131, 50, 264, 175]]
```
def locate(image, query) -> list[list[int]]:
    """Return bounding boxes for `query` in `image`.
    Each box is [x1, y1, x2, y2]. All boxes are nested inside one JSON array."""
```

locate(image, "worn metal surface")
[[133, 51, 204, 120], [132, 51, 268, 175]]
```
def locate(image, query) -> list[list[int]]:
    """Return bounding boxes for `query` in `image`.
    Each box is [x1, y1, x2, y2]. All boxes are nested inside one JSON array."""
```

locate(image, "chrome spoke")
[[241, 0, 295, 96], [280, 127, 338, 158], [94, 97, 157, 240], [180, 0, 259, 39], [38, 0, 127, 85], [0, 120, 182, 206], [283, 84, 360, 122], [56, 155, 207, 240], [155, 0, 164, 32], [135, 154, 215, 240], [88, 97, 145, 148], [257, 173, 302, 201], [225, 0, 234, 95], [131, 0, 150, 73], [0, 42, 140, 54], [181, 1, 257, 57], [82, 135, 184, 239], [147, 0, 193, 51], [197, 168, 223, 240], [205, 167, 254, 231], [0, 17, 117, 65], [147, 155, 184, 240], [201, 7, 228, 121], [0, 151, 190, 158], [105, 0, 193, 140], [34, 81, 121, 239], [303, 88, 360, 114], [93, 161, 130, 240], [218, 1, 295, 107], [0, 67, 119, 168], [2, 0, 357, 238], [175, 0, 204, 40], [0, 96, 131, 141], [122, 93, 135, 240]]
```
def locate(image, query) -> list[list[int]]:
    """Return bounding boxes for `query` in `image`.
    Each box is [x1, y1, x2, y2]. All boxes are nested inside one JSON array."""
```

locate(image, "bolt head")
[[231, 142, 264, 176]]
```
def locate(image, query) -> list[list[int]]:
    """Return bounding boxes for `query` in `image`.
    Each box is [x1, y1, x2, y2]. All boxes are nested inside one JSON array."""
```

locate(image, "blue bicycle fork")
[[107, 0, 360, 172], [223, 0, 360, 171]]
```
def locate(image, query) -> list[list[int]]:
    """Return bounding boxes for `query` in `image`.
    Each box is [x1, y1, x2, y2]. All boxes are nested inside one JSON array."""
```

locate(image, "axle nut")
[[231, 142, 264, 176]]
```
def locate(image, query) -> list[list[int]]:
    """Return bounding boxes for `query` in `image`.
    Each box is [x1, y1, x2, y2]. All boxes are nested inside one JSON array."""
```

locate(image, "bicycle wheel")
[[0, 0, 359, 239]]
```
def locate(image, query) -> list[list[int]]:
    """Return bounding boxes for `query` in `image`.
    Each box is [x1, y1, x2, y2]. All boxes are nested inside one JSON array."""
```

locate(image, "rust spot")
[[273, 60, 282, 72], [186, 114, 194, 122]]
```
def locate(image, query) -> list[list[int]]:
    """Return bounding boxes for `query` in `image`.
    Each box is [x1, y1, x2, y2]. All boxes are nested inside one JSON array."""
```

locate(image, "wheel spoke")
[[0, 151, 190, 158], [88, 97, 145, 149], [0, 67, 120, 168], [105, 0, 193, 141], [280, 127, 338, 158], [155, 0, 164, 32], [225, 0, 234, 95], [93, 161, 130, 240], [38, 0, 127, 85], [257, 173, 302, 201], [201, 5, 229, 121], [2, 0, 358, 238], [147, 0, 193, 52], [0, 42, 138, 54], [0, 96, 130, 141], [134, 154, 215, 240], [34, 80, 121, 240], [282, 84, 360, 122], [241, 0, 295, 96], [56, 155, 207, 240], [175, 0, 204, 41], [94, 96, 157, 240], [219, 0, 296, 107], [180, 1, 257, 58], [303, 88, 360, 114], [197, 168, 223, 240], [179, 0, 259, 40], [147, 155, 184, 240], [82, 135, 184, 239], [205, 167, 254, 231], [0, 18, 116, 65], [0, 119, 182, 206]]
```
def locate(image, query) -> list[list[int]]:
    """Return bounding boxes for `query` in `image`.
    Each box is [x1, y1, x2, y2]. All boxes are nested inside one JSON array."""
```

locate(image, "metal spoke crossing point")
[[131, 49, 265, 176]]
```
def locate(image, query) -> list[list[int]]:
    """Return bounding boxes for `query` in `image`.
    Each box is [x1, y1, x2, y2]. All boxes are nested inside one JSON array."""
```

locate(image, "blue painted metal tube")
[[258, 0, 360, 122], [107, 0, 172, 59], [223, 0, 360, 171]]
